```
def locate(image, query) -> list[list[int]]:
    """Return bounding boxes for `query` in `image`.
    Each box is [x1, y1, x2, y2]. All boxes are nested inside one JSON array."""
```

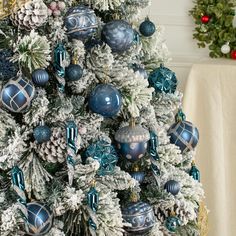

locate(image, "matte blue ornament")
[[65, 64, 83, 81], [164, 180, 180, 196], [11, 166, 25, 192], [32, 69, 49, 86], [189, 163, 200, 182], [130, 171, 145, 183], [165, 216, 181, 232], [85, 140, 118, 176], [33, 124, 52, 144], [102, 20, 134, 53], [27, 202, 54, 235], [88, 84, 122, 117], [87, 186, 99, 212], [149, 131, 159, 160], [54, 43, 66, 78], [122, 201, 155, 235], [148, 65, 178, 94], [1, 76, 35, 113], [64, 5, 98, 40], [132, 64, 148, 79], [139, 18, 156, 37]]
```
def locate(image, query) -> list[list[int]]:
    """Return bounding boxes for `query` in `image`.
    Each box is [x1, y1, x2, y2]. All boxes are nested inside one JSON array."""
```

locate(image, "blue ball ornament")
[[164, 180, 180, 196], [1, 76, 35, 113], [102, 20, 134, 53], [132, 64, 148, 79], [85, 140, 118, 176], [27, 202, 54, 235], [64, 5, 98, 40], [148, 65, 178, 93], [32, 69, 49, 86], [168, 120, 199, 153], [130, 171, 145, 183], [88, 84, 122, 117], [165, 216, 181, 232], [33, 125, 52, 144], [65, 64, 83, 81], [139, 18, 156, 37]]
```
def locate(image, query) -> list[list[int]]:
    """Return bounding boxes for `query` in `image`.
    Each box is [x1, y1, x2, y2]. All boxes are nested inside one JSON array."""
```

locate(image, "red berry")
[[231, 50, 236, 60], [201, 15, 210, 24]]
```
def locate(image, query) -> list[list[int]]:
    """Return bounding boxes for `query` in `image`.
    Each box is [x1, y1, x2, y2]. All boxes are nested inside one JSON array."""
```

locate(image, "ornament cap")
[[132, 164, 140, 172], [130, 191, 139, 203]]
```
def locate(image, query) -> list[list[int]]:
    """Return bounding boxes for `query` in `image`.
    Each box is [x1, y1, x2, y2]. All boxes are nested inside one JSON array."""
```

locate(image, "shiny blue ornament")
[[1, 76, 35, 113], [165, 216, 181, 232], [164, 180, 180, 196], [88, 84, 122, 117], [85, 140, 118, 176], [168, 120, 199, 153], [27, 202, 54, 235], [148, 65, 178, 94], [87, 186, 99, 212], [149, 131, 159, 160], [102, 20, 134, 53], [189, 164, 200, 182], [33, 125, 52, 144], [64, 5, 97, 40], [132, 64, 148, 79], [11, 166, 25, 192], [32, 69, 49, 86], [66, 121, 78, 154], [122, 201, 155, 235], [65, 64, 83, 81], [139, 18, 156, 37], [130, 171, 145, 183]]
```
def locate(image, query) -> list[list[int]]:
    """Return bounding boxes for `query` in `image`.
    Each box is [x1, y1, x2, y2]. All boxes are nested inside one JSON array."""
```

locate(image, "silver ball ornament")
[[221, 43, 230, 54]]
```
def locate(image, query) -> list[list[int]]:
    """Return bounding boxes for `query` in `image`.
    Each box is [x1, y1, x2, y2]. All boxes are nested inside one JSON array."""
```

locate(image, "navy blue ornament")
[[132, 64, 148, 79], [27, 202, 54, 235], [88, 84, 122, 117], [164, 180, 180, 196], [102, 20, 134, 53], [189, 162, 200, 182], [85, 140, 118, 176], [115, 124, 150, 162], [122, 201, 155, 235], [32, 69, 49, 86], [165, 215, 181, 232], [65, 64, 83, 81], [1, 76, 35, 113], [33, 124, 52, 144], [130, 171, 145, 183], [139, 18, 156, 37], [148, 65, 178, 94], [64, 5, 98, 40]]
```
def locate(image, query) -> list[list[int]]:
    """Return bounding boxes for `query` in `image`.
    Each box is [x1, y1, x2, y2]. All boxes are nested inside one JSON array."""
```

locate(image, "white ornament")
[[221, 43, 231, 54]]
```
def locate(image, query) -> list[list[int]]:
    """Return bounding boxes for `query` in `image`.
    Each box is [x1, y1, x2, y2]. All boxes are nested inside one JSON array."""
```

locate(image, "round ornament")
[[168, 120, 199, 153], [88, 84, 122, 117], [115, 124, 150, 162], [101, 20, 134, 53], [148, 65, 178, 94], [201, 15, 210, 24], [132, 64, 148, 79], [33, 124, 52, 144], [165, 215, 181, 232], [1, 76, 35, 113], [221, 43, 231, 54], [130, 171, 145, 184], [65, 64, 83, 81], [122, 201, 155, 235], [27, 202, 54, 235], [231, 50, 236, 60], [32, 69, 49, 86], [164, 180, 180, 196], [64, 5, 98, 40], [85, 140, 118, 176], [139, 18, 156, 37]]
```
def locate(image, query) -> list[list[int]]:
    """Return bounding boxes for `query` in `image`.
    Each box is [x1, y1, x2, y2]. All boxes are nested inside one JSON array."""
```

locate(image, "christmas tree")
[[0, 0, 207, 235]]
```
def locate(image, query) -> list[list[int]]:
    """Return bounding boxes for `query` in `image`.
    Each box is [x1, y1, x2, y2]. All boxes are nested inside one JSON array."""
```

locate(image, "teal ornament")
[[149, 131, 159, 160], [148, 65, 178, 93], [164, 180, 180, 196], [165, 216, 181, 232], [122, 201, 155, 235], [102, 20, 134, 53], [189, 163, 200, 182], [32, 69, 49, 86], [33, 124, 52, 144], [54, 43, 66, 78], [139, 18, 156, 37], [66, 121, 78, 154], [132, 64, 148, 79], [27, 202, 54, 235], [65, 64, 83, 81], [11, 166, 25, 192], [87, 186, 99, 212], [1, 76, 35, 113], [133, 30, 140, 44], [85, 140, 118, 176], [151, 163, 160, 176], [64, 5, 97, 40], [88, 218, 97, 230]]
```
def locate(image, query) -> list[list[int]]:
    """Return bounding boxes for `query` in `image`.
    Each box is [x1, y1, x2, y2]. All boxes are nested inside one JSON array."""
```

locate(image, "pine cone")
[[11, 0, 48, 30]]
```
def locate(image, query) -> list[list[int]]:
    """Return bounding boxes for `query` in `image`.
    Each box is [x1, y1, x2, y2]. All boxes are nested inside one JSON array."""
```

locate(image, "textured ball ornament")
[[33, 125, 52, 144], [88, 84, 122, 117], [221, 43, 231, 54], [231, 50, 236, 60], [130, 171, 145, 183], [64, 5, 98, 40], [27, 202, 54, 235], [115, 124, 150, 162], [168, 120, 199, 153], [65, 64, 83, 81], [32, 69, 49, 86], [139, 18, 156, 37], [1, 76, 35, 113], [102, 20, 134, 53], [165, 216, 181, 232], [201, 15, 210, 24], [164, 180, 180, 196], [122, 201, 155, 235], [148, 65, 178, 94]]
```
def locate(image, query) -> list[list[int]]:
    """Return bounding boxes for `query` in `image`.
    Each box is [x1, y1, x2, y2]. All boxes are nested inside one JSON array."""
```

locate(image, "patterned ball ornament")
[[65, 64, 83, 81], [164, 180, 180, 196], [88, 84, 122, 117], [32, 69, 49, 86], [130, 166, 145, 183], [33, 124, 52, 144], [139, 18, 156, 37], [165, 215, 181, 232], [102, 20, 134, 53], [27, 202, 54, 235], [148, 65, 178, 94], [64, 5, 98, 40], [1, 76, 35, 113]]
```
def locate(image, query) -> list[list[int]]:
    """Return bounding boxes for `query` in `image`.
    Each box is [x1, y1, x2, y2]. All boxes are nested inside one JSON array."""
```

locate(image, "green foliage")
[[189, 0, 236, 58]]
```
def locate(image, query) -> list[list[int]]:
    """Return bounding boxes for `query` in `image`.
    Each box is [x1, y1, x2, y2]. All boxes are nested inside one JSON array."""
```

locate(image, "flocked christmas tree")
[[0, 0, 207, 235]]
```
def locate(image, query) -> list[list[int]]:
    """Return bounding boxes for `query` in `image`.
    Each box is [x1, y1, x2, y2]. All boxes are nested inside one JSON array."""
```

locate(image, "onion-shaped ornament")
[[164, 180, 180, 196], [32, 69, 49, 86]]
